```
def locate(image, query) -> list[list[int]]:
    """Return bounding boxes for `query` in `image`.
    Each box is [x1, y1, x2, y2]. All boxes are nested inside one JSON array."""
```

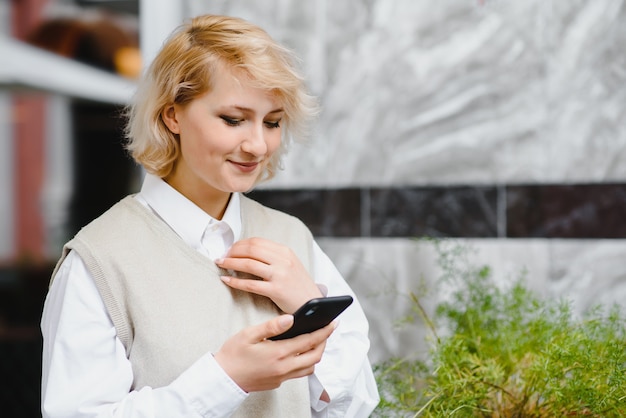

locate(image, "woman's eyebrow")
[[225, 106, 284, 115]]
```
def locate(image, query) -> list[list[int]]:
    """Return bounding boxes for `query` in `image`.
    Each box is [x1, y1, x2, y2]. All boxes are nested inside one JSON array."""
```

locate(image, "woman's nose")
[[241, 123, 268, 155]]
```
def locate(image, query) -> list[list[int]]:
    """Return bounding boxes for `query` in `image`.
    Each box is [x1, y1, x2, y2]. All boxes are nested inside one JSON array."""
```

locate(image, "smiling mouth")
[[230, 160, 260, 173]]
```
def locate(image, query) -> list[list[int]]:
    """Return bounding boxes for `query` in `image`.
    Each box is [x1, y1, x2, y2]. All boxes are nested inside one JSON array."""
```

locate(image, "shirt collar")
[[137, 173, 242, 248]]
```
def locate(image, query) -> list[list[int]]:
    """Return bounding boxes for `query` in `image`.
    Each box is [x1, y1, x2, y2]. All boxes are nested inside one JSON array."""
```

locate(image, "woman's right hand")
[[213, 314, 336, 393]]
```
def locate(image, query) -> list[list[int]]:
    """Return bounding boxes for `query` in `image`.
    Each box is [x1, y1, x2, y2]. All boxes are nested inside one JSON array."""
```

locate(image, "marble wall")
[[247, 185, 626, 362], [186, 0, 626, 362], [194, 0, 626, 187]]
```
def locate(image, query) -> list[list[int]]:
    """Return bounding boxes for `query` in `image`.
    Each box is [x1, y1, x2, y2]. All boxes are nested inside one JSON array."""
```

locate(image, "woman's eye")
[[220, 116, 242, 126], [265, 120, 281, 129]]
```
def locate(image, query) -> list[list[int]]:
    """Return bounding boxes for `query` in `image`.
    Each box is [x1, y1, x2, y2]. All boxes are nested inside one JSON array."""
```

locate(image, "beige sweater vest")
[[52, 195, 315, 417]]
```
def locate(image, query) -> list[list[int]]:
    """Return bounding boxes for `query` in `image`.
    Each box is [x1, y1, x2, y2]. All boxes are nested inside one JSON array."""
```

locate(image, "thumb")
[[258, 314, 293, 341]]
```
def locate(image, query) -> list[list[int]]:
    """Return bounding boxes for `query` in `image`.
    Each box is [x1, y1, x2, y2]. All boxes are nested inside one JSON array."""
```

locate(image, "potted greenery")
[[373, 241, 626, 417]]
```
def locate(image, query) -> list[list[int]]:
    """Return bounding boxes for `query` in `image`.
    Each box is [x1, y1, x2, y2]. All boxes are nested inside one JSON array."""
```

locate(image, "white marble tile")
[[317, 238, 626, 363], [317, 238, 443, 363], [194, 0, 626, 187], [547, 239, 626, 315]]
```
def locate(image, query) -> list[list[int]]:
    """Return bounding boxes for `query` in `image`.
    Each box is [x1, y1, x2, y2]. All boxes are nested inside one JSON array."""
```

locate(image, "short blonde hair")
[[125, 14, 318, 181]]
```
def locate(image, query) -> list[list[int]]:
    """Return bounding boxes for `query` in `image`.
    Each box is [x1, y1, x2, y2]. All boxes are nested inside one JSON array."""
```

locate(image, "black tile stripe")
[[506, 183, 626, 238], [369, 186, 498, 238], [246, 188, 362, 237], [248, 183, 626, 239]]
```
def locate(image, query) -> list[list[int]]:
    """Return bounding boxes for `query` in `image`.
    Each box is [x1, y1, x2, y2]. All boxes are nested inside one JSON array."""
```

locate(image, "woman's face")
[[162, 65, 283, 218]]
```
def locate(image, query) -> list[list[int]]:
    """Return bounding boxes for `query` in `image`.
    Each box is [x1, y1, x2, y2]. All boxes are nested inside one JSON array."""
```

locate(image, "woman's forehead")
[[200, 65, 283, 112]]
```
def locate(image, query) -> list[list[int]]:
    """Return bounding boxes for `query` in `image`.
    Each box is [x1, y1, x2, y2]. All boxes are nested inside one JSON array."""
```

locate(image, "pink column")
[[11, 0, 49, 261]]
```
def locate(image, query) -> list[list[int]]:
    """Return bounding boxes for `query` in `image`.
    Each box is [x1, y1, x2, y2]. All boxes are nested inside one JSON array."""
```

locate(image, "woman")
[[41, 14, 379, 417]]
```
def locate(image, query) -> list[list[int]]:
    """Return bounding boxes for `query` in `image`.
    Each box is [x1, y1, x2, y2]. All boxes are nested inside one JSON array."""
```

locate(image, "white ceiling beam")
[[0, 36, 136, 104]]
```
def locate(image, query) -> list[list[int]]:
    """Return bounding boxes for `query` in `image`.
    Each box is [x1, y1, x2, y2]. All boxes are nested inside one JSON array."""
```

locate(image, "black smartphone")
[[269, 295, 354, 341]]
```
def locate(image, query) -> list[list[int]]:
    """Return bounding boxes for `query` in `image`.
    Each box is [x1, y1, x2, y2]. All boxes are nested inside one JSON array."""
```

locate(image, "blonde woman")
[[41, 14, 379, 418]]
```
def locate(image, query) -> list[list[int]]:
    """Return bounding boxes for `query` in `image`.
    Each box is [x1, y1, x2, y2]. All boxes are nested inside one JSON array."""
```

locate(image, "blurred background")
[[1, 0, 625, 415]]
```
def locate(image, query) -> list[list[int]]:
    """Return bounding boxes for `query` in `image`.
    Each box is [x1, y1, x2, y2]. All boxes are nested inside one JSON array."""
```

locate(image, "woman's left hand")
[[215, 237, 323, 313]]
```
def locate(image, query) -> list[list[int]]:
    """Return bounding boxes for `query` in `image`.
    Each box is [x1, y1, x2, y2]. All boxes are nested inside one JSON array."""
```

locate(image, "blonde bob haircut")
[[125, 14, 318, 182]]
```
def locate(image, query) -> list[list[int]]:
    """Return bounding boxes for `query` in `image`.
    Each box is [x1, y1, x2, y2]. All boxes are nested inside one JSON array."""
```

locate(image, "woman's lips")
[[230, 160, 259, 173]]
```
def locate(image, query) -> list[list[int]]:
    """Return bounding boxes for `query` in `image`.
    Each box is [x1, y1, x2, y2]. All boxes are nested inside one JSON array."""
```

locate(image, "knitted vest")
[[51, 195, 314, 417]]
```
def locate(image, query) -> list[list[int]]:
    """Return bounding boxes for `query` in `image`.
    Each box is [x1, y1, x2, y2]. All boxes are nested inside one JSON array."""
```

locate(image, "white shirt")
[[41, 174, 379, 418]]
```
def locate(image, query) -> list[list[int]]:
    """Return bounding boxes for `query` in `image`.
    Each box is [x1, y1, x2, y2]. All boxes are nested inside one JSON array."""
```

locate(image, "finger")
[[265, 338, 325, 380], [216, 257, 272, 280], [280, 363, 317, 381], [220, 275, 273, 297], [292, 342, 326, 366], [226, 238, 289, 264], [285, 321, 337, 355], [246, 314, 294, 342], [285, 334, 330, 373]]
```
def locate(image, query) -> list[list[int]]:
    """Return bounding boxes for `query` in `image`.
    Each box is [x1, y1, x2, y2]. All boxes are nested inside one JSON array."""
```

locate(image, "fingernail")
[[214, 258, 224, 265], [220, 276, 231, 283], [279, 315, 293, 328]]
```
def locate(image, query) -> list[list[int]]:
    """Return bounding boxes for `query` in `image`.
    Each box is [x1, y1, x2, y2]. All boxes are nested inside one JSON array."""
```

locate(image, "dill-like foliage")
[[373, 240, 626, 417]]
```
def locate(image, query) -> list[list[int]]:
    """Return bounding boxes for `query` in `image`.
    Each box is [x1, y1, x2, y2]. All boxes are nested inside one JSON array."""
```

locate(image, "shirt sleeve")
[[309, 241, 380, 418], [40, 250, 248, 418]]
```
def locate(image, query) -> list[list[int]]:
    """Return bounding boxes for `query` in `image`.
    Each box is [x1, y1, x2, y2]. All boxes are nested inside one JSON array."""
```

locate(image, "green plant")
[[373, 240, 626, 417]]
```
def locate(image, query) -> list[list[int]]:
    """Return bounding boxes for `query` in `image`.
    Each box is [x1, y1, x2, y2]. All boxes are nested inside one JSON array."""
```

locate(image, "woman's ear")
[[162, 105, 180, 134]]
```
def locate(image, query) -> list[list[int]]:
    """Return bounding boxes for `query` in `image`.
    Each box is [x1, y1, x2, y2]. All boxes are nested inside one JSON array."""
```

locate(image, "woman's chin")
[[227, 180, 260, 194]]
